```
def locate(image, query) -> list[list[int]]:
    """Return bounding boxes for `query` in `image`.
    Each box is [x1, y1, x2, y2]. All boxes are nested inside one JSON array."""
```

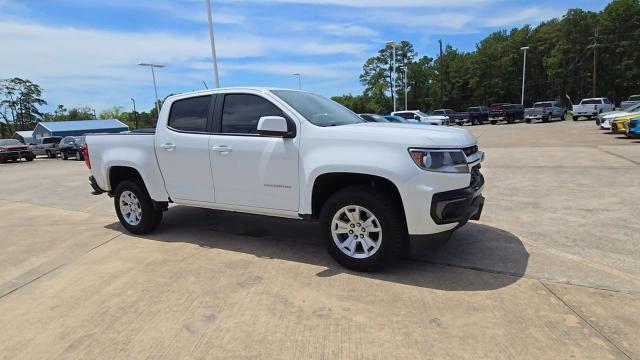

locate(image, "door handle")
[[160, 143, 176, 151], [211, 145, 232, 154]]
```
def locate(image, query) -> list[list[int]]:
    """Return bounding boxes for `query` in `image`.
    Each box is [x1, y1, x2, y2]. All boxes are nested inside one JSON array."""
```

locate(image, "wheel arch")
[[309, 172, 406, 227]]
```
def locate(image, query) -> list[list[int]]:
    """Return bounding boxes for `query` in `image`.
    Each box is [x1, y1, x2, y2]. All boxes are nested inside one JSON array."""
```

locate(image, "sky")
[[0, 0, 611, 114]]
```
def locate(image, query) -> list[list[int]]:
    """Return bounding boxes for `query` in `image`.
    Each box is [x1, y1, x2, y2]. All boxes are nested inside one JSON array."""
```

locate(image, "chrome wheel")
[[119, 190, 142, 226], [331, 205, 382, 259]]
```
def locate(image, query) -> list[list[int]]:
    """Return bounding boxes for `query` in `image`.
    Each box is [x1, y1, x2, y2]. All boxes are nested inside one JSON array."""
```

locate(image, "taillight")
[[83, 143, 91, 169]]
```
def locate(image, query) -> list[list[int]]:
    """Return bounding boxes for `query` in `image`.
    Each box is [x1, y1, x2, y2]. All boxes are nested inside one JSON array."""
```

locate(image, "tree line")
[[332, 0, 640, 114], [0, 77, 160, 138]]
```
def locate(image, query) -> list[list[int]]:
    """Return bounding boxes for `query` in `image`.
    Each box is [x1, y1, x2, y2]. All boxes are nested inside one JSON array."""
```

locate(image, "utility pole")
[[592, 28, 598, 98], [439, 39, 444, 108], [131, 98, 138, 129], [402, 66, 408, 110]]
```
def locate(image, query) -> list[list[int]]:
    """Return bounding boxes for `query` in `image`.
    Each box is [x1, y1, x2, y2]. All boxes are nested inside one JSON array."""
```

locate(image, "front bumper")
[[430, 166, 484, 226], [0, 149, 33, 160]]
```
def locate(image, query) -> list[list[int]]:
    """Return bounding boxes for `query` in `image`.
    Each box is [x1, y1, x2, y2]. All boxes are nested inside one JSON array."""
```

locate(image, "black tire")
[[560, 112, 566, 121], [320, 186, 405, 272], [75, 150, 83, 161], [525, 118, 531, 124], [61, 152, 68, 160], [573, 115, 579, 121], [490, 120, 497, 125], [26, 155, 34, 161], [114, 179, 163, 234]]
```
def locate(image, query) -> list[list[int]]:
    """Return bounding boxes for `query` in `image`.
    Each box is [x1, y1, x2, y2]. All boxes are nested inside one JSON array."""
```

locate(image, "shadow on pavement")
[[106, 206, 529, 292]]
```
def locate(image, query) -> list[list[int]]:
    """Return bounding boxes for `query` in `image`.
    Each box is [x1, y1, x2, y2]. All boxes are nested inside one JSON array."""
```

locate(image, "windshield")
[[272, 90, 363, 127], [363, 114, 389, 123], [629, 95, 640, 101], [0, 139, 21, 146], [415, 111, 429, 117], [534, 102, 553, 108]]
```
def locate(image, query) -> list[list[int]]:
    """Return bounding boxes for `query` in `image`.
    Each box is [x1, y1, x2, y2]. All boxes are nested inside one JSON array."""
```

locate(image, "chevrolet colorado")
[[85, 88, 485, 271]]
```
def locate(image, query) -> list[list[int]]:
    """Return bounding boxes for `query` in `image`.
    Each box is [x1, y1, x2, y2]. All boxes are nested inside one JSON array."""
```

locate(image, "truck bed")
[[85, 133, 169, 201]]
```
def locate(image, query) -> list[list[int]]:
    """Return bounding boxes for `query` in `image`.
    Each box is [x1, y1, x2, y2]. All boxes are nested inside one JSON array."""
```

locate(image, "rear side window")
[[221, 94, 284, 134], [168, 96, 211, 132], [581, 99, 602, 105]]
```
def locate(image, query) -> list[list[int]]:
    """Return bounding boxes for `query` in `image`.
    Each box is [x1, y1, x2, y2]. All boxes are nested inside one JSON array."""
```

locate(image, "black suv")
[[58, 136, 86, 160], [466, 106, 490, 125]]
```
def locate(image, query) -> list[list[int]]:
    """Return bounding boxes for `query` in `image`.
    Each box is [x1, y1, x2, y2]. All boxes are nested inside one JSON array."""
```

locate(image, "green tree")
[[0, 78, 47, 134]]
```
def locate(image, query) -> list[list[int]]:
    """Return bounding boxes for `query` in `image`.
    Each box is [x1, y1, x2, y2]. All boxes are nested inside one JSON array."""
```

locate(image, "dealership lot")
[[0, 121, 639, 359]]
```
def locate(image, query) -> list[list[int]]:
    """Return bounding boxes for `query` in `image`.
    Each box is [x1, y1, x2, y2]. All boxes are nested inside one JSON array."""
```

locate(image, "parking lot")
[[1, 120, 639, 359]]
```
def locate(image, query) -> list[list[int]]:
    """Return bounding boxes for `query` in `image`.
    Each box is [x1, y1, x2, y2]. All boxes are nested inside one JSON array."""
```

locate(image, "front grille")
[[462, 145, 478, 157]]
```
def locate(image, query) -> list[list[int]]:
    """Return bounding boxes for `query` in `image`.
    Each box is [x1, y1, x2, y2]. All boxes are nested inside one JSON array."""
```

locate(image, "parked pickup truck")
[[489, 103, 524, 124], [466, 106, 489, 125], [391, 110, 450, 126], [29, 136, 62, 158], [571, 98, 614, 121], [524, 101, 566, 123], [432, 109, 469, 126], [85, 88, 485, 271], [620, 95, 640, 109]]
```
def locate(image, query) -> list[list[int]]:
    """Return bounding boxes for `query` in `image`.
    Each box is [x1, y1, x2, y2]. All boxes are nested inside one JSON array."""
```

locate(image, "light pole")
[[206, 0, 220, 88], [292, 73, 302, 90], [138, 62, 165, 120], [520, 46, 529, 105], [401, 66, 408, 110], [386, 41, 397, 113], [130, 98, 138, 129]]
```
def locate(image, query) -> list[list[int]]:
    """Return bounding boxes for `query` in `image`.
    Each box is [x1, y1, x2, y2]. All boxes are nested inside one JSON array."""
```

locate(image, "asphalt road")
[[0, 120, 638, 359]]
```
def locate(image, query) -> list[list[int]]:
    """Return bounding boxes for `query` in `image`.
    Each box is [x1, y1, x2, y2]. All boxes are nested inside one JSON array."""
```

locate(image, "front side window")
[[395, 112, 413, 119], [168, 96, 211, 132], [221, 94, 285, 134]]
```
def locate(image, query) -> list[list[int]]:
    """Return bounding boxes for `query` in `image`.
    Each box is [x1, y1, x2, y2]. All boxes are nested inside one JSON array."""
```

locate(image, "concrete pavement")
[[0, 120, 638, 359]]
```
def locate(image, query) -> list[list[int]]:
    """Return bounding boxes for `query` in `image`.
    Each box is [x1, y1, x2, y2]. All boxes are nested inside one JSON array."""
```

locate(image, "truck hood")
[[336, 122, 477, 148], [602, 110, 632, 119]]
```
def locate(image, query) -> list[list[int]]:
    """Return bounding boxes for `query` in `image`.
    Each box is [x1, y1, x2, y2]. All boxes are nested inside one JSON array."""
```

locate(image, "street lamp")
[[401, 66, 408, 111], [520, 46, 529, 105], [385, 41, 397, 113], [292, 73, 302, 90], [206, 0, 220, 88], [130, 98, 138, 129], [137, 62, 165, 119]]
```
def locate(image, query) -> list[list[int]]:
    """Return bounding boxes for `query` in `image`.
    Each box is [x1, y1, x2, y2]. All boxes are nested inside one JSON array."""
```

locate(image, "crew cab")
[[489, 103, 524, 124], [391, 110, 450, 126], [524, 101, 566, 123], [85, 88, 484, 271], [432, 109, 469, 126], [466, 106, 489, 125], [571, 98, 614, 121], [29, 136, 63, 158]]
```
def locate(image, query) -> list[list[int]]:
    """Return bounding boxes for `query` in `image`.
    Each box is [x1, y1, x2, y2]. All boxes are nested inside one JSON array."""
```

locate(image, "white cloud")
[[320, 23, 379, 38], [483, 6, 560, 27], [242, 0, 493, 7]]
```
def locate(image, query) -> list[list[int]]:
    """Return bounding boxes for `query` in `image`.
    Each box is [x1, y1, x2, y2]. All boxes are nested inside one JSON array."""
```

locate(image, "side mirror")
[[257, 116, 291, 137], [414, 115, 421, 121]]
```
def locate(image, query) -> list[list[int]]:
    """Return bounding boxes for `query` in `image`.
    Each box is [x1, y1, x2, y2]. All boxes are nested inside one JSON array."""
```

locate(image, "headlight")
[[408, 148, 470, 173]]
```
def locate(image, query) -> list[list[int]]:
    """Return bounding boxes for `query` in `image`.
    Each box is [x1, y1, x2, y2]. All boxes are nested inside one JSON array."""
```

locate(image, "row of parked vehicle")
[[0, 136, 86, 163], [595, 101, 640, 139]]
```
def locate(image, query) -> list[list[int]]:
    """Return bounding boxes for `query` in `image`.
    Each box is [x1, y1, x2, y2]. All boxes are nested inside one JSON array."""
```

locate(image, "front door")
[[209, 93, 299, 212], [155, 95, 215, 203]]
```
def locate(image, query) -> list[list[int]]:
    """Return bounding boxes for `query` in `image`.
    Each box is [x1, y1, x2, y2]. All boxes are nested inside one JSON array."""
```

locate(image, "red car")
[[0, 139, 35, 163]]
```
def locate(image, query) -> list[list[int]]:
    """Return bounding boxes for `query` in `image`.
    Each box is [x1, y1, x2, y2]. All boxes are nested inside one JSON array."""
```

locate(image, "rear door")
[[155, 95, 216, 203], [208, 92, 300, 212]]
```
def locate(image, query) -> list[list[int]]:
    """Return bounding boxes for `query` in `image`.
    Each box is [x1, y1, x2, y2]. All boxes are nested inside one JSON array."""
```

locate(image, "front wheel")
[[560, 112, 566, 121], [490, 120, 497, 125], [320, 187, 405, 272], [114, 180, 163, 234]]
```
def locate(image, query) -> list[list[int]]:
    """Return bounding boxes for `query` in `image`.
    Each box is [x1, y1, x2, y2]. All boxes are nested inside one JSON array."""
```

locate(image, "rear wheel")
[[320, 187, 405, 272], [573, 115, 579, 121], [61, 152, 68, 160], [560, 112, 566, 121], [75, 150, 83, 161], [114, 179, 163, 234], [491, 120, 497, 125]]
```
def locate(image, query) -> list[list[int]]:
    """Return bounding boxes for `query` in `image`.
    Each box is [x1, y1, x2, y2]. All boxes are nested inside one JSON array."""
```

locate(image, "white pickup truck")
[[571, 97, 615, 121], [85, 88, 484, 271]]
